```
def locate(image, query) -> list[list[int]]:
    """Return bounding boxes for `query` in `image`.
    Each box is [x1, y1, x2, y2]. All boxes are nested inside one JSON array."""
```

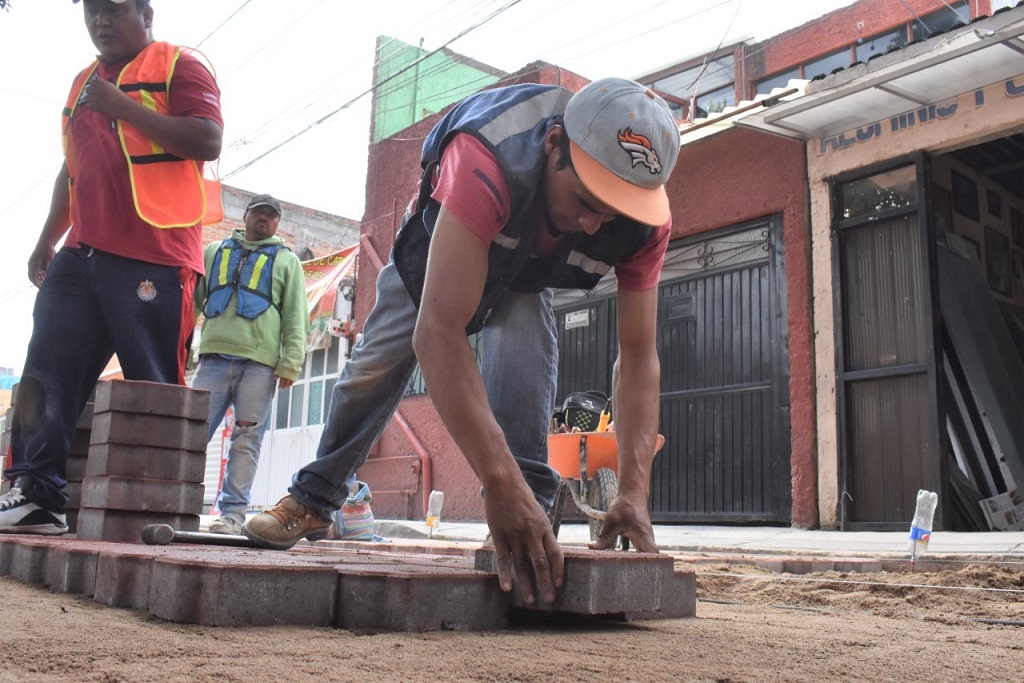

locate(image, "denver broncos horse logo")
[[617, 127, 662, 174]]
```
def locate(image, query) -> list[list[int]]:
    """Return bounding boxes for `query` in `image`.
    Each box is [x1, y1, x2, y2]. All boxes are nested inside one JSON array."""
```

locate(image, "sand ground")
[[2, 558, 1022, 682]]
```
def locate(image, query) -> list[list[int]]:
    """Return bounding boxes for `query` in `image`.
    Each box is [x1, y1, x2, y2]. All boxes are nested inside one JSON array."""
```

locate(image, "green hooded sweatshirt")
[[193, 229, 309, 381]]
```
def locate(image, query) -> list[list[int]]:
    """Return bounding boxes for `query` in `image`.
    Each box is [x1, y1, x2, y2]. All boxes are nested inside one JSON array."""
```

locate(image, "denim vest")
[[203, 239, 286, 320], [393, 83, 654, 334]]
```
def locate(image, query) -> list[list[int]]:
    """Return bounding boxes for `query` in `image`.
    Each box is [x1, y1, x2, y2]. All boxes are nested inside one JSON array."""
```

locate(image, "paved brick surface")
[[338, 568, 507, 631], [94, 380, 211, 421], [80, 475, 204, 515], [475, 546, 691, 618], [0, 536, 698, 631], [90, 412, 209, 452], [46, 544, 98, 595], [8, 539, 50, 586], [94, 547, 156, 610], [86, 443, 207, 483], [150, 559, 340, 627], [75, 508, 200, 543]]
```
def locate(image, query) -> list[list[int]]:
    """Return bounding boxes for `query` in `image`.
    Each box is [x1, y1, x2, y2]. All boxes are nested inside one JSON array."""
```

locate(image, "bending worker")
[[243, 78, 680, 606]]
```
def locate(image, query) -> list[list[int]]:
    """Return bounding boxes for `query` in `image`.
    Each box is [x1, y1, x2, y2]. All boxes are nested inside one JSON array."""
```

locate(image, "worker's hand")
[[484, 480, 564, 605], [589, 490, 659, 553], [27, 242, 55, 287], [277, 377, 295, 389], [80, 78, 134, 121]]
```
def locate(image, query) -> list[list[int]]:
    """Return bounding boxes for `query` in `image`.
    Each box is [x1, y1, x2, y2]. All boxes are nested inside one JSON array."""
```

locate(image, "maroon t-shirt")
[[64, 48, 223, 273]]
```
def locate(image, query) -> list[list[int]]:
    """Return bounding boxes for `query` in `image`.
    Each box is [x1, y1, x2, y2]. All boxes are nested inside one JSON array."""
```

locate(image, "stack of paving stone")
[[64, 398, 96, 533], [76, 380, 211, 543]]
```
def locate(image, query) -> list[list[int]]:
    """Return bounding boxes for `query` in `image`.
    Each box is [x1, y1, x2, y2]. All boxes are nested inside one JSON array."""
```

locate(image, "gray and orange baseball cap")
[[564, 78, 680, 226]]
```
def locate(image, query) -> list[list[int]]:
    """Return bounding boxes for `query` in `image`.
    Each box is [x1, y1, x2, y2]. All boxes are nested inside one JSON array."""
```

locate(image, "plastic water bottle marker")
[[426, 489, 444, 539], [908, 489, 938, 572]]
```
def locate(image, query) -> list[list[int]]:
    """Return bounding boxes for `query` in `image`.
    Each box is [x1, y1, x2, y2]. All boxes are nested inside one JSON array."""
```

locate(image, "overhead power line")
[[195, 0, 253, 48], [223, 0, 526, 180]]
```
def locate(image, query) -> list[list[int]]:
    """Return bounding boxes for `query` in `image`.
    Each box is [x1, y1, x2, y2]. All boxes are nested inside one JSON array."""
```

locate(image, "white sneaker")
[[0, 487, 68, 535], [208, 516, 243, 535]]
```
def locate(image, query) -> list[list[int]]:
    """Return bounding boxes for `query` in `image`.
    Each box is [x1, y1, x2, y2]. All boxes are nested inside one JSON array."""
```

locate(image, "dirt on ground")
[[2, 557, 1023, 682]]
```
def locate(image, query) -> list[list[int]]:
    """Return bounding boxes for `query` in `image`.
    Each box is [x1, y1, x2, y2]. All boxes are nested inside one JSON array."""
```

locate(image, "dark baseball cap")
[[246, 194, 282, 215]]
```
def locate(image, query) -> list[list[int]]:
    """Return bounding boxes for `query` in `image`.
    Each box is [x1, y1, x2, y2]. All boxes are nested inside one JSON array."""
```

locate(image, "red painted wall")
[[673, 126, 816, 527]]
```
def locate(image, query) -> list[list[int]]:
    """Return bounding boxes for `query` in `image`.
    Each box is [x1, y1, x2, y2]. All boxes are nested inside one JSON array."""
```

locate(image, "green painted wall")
[[372, 35, 502, 143]]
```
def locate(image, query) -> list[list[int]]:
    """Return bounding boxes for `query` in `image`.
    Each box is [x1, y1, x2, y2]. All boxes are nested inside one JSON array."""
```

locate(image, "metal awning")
[[738, 7, 1024, 141]]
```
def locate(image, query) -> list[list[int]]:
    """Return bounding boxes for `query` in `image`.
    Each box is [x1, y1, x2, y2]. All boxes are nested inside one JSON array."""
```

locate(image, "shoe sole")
[[241, 525, 330, 550]]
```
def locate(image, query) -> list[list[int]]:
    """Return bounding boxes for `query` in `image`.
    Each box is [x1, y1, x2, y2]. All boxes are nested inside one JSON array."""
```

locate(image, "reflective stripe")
[[566, 250, 613, 276], [478, 88, 571, 147], [493, 233, 519, 250], [247, 253, 270, 289], [217, 246, 232, 286], [137, 90, 164, 156]]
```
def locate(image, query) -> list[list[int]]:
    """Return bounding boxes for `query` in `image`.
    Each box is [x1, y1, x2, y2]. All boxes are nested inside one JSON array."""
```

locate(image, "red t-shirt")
[[64, 48, 223, 273], [429, 133, 669, 291]]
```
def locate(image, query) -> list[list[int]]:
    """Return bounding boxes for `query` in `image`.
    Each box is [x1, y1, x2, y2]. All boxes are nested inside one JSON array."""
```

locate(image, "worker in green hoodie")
[[191, 193, 309, 534]]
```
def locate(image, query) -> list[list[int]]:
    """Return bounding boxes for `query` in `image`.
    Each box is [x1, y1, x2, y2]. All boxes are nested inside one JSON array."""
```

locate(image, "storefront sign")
[[818, 77, 1024, 155]]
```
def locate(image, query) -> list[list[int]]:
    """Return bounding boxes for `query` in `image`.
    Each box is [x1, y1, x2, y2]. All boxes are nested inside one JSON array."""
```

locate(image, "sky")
[[0, 0, 857, 374]]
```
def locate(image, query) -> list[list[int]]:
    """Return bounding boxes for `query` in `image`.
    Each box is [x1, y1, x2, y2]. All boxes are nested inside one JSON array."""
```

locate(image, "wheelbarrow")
[[547, 431, 665, 550]]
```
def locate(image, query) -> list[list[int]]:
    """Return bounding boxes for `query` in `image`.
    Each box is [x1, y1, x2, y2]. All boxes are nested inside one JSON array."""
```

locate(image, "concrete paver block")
[[93, 550, 153, 610], [76, 402, 95, 430], [625, 569, 696, 620], [0, 537, 14, 575], [834, 559, 883, 573], [10, 540, 50, 586], [46, 545, 98, 595], [94, 380, 210, 421], [90, 411, 209, 452], [86, 442, 206, 483], [149, 559, 339, 627], [337, 567, 507, 631], [475, 547, 684, 617], [783, 558, 820, 574], [80, 476, 204, 515], [754, 558, 787, 573], [66, 482, 81, 508], [70, 429, 91, 458], [66, 453, 89, 482], [75, 508, 200, 543]]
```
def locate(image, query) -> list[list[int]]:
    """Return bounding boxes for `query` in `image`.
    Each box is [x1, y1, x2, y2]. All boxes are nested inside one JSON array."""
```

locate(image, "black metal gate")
[[554, 214, 792, 524]]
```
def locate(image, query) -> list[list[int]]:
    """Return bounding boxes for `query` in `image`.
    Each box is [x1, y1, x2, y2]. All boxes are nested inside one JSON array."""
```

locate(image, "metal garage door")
[[554, 214, 792, 524]]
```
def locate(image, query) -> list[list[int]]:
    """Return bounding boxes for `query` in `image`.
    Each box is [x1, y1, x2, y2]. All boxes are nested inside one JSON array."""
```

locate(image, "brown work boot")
[[242, 496, 331, 549]]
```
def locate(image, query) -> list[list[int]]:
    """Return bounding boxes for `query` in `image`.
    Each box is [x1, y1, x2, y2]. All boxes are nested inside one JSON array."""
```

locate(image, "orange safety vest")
[[62, 41, 217, 228]]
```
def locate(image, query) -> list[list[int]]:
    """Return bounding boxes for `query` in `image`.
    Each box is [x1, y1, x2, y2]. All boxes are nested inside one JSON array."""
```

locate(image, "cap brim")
[[569, 140, 670, 226], [247, 203, 281, 214]]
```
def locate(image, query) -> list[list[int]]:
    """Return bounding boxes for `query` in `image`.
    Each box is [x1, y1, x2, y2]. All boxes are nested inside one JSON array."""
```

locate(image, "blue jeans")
[[191, 355, 276, 524], [5, 246, 194, 513], [289, 257, 560, 521]]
